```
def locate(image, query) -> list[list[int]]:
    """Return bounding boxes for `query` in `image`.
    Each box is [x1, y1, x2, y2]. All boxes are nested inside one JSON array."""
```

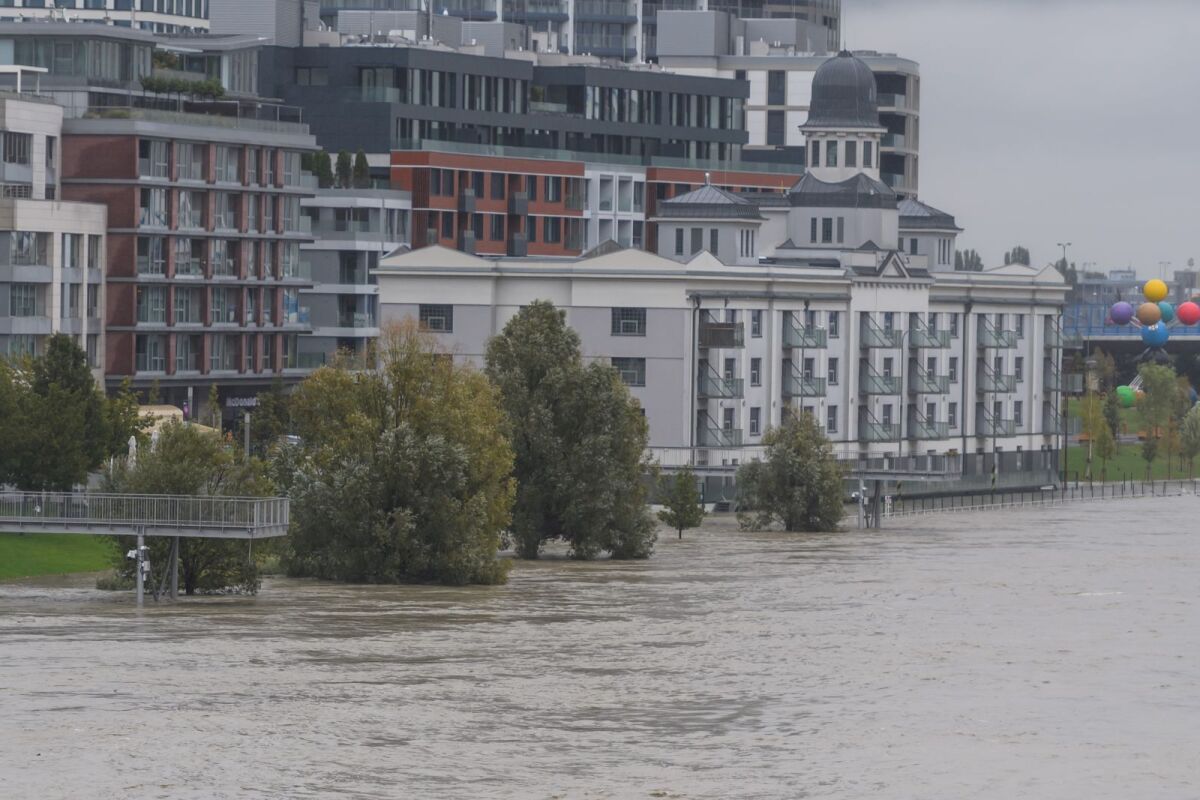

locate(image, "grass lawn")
[[1066, 442, 1199, 483], [0, 533, 114, 581]]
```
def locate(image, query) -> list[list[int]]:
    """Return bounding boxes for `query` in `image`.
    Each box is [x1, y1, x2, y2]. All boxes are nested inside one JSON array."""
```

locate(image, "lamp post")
[[1084, 356, 1097, 480], [1057, 242, 1071, 270]]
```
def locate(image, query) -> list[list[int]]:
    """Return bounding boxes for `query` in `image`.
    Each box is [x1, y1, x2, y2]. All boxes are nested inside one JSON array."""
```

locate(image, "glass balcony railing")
[[860, 422, 900, 442], [697, 375, 744, 399], [977, 414, 1016, 437], [698, 320, 745, 349], [908, 368, 950, 394], [860, 317, 901, 348], [783, 375, 826, 398], [977, 368, 1016, 393], [697, 427, 743, 447], [783, 321, 827, 349], [978, 319, 1017, 348], [908, 417, 949, 440]]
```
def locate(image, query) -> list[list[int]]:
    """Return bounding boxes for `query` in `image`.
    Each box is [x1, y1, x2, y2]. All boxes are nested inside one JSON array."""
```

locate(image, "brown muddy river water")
[[2, 498, 1198, 799]]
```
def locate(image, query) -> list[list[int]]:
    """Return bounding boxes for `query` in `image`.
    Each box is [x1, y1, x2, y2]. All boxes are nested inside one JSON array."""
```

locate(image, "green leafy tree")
[[352, 149, 370, 188], [284, 322, 514, 585], [736, 411, 845, 532], [148, 378, 161, 405], [1004, 245, 1031, 266], [335, 150, 352, 189], [237, 379, 293, 457], [0, 360, 19, 485], [657, 467, 705, 539], [207, 383, 221, 429], [9, 335, 141, 490], [1180, 403, 1200, 478], [955, 248, 984, 271], [1079, 392, 1106, 480], [485, 301, 656, 560], [314, 151, 334, 189], [105, 421, 273, 595], [1103, 382, 1121, 437], [1138, 364, 1189, 478]]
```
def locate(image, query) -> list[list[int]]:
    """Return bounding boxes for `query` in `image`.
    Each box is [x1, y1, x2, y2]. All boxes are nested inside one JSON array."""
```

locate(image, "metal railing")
[[783, 319, 827, 349], [697, 373, 744, 399], [860, 421, 901, 442], [908, 364, 950, 394], [977, 364, 1016, 393], [860, 363, 900, 394], [978, 317, 1017, 348], [698, 319, 745, 349], [908, 315, 950, 348], [783, 373, 826, 398], [860, 316, 902, 348], [0, 492, 289, 539], [697, 427, 743, 447]]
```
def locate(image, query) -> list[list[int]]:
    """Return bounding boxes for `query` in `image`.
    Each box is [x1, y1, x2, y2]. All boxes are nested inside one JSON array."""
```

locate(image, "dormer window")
[[825, 140, 838, 167], [845, 141, 857, 167], [864, 141, 873, 169], [810, 141, 820, 167]]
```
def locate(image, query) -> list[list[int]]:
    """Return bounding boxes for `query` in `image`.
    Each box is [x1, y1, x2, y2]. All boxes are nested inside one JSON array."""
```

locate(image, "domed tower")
[[802, 51, 885, 184]]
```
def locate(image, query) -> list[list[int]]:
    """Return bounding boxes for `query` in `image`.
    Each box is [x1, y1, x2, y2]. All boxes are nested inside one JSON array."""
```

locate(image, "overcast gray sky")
[[844, 0, 1200, 276]]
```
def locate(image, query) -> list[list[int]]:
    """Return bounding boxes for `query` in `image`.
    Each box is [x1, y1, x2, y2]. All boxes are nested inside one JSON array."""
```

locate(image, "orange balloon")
[[1136, 302, 1162, 325]]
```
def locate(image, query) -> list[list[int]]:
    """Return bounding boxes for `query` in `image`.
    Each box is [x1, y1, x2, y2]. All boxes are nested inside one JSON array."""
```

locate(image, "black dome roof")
[[802, 51, 882, 130]]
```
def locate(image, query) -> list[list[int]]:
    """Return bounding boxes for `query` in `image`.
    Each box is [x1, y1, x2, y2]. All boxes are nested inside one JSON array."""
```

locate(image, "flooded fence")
[[885, 478, 1198, 519]]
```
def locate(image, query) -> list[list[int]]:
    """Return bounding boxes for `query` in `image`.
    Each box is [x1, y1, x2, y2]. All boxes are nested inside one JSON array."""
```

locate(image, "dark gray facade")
[[257, 45, 748, 160]]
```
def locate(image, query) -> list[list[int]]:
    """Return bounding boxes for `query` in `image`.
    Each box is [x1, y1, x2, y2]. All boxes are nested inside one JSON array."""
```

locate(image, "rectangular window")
[[766, 110, 785, 146], [491, 173, 505, 200], [810, 217, 818, 244], [845, 141, 857, 167], [611, 307, 647, 336], [136, 236, 165, 275], [419, 304, 453, 332], [135, 334, 167, 373], [809, 140, 820, 167], [949, 401, 958, 428], [612, 357, 646, 387], [136, 285, 167, 324], [828, 357, 839, 385], [1014, 400, 1024, 426], [441, 211, 454, 239], [11, 231, 48, 265], [751, 310, 762, 337], [527, 174, 538, 201], [490, 214, 504, 241], [674, 228, 684, 256], [821, 218, 833, 243], [750, 407, 762, 436], [691, 227, 703, 254], [138, 138, 169, 178], [1016, 314, 1025, 338], [767, 70, 786, 105], [825, 140, 837, 167], [139, 187, 168, 228], [949, 356, 958, 382], [827, 405, 838, 435], [882, 356, 894, 378], [709, 228, 719, 254], [1015, 356, 1024, 381], [544, 217, 561, 244], [950, 313, 960, 337], [2, 132, 31, 165], [863, 141, 873, 169], [750, 357, 762, 386], [829, 311, 839, 338], [9, 284, 39, 317], [836, 217, 844, 244], [545, 176, 562, 202]]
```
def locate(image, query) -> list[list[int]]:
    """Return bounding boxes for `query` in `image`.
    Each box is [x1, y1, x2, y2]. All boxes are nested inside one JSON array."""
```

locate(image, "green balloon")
[[1116, 385, 1135, 408]]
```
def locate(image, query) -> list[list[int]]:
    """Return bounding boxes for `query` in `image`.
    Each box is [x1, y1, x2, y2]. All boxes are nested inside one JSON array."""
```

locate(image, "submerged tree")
[[485, 301, 656, 560], [1181, 403, 1200, 478], [736, 411, 845, 532], [284, 322, 514, 585], [106, 421, 272, 595], [657, 466, 705, 539]]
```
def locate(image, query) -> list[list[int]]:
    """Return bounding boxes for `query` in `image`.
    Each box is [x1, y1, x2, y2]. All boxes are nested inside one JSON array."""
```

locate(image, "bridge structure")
[[0, 492, 290, 605]]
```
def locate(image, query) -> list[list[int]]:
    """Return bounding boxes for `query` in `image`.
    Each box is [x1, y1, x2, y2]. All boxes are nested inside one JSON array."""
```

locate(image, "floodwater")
[[2, 499, 1198, 799]]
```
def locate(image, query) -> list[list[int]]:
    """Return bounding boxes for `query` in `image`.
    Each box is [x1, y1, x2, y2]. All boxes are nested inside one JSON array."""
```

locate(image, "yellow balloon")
[[1144, 279, 1168, 302], [1136, 302, 1162, 325]]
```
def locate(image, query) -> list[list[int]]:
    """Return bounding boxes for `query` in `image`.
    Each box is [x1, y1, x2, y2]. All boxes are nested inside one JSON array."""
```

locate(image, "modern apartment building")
[[0, 1, 209, 33], [390, 143, 799, 257], [373, 51, 1069, 483], [60, 110, 317, 417], [657, 12, 920, 195], [0, 91, 107, 376], [258, 43, 749, 162], [298, 187, 411, 365]]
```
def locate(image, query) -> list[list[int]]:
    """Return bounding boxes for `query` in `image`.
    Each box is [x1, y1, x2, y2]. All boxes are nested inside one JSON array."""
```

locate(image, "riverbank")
[[0, 533, 112, 581]]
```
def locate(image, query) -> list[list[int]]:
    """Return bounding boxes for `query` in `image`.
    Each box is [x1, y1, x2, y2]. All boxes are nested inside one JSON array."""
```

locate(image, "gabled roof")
[[849, 251, 930, 280], [378, 244, 491, 269], [788, 172, 897, 210], [898, 197, 962, 231], [579, 239, 624, 260], [658, 184, 765, 220]]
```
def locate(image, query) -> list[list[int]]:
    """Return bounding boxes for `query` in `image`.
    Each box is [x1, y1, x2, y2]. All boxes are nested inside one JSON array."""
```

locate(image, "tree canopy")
[[955, 249, 984, 271], [105, 420, 272, 595], [485, 301, 656, 560], [284, 322, 514, 585], [1003, 245, 1031, 266], [657, 467, 705, 539], [736, 411, 845, 532], [1, 335, 141, 490], [352, 149, 370, 189]]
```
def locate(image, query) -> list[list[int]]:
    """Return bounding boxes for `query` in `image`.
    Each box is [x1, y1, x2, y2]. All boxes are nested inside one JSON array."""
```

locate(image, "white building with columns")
[[374, 51, 1069, 485]]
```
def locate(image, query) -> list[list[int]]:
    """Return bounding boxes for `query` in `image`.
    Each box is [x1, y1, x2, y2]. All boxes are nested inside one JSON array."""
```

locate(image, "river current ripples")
[[1, 497, 1198, 799]]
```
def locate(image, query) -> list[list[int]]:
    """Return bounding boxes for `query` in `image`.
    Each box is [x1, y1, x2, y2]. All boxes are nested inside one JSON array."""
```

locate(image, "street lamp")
[[1057, 242, 1072, 272]]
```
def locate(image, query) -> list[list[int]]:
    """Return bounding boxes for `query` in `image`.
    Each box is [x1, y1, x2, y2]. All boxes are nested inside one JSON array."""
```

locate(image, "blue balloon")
[[1142, 322, 1170, 348]]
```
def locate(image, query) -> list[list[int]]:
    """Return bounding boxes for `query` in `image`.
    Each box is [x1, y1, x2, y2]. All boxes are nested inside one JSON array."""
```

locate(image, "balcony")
[[860, 362, 900, 395], [361, 86, 402, 103], [860, 422, 900, 442], [504, 1, 569, 21], [881, 133, 907, 149], [907, 417, 950, 440], [978, 318, 1017, 348], [977, 365, 1016, 393], [860, 316, 902, 348], [283, 307, 311, 327], [908, 365, 950, 394], [908, 315, 950, 348], [574, 1, 637, 23], [698, 319, 745, 349], [697, 374, 744, 399], [977, 412, 1016, 437], [1043, 407, 1065, 435], [783, 374, 827, 398], [338, 311, 377, 329], [508, 191, 528, 216], [877, 93, 909, 110], [783, 319, 827, 349], [697, 427, 743, 447], [1044, 367, 1083, 393]]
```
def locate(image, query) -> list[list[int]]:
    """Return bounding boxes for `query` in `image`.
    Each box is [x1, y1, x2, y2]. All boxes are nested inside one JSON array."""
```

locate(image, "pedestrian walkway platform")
[[0, 492, 290, 540]]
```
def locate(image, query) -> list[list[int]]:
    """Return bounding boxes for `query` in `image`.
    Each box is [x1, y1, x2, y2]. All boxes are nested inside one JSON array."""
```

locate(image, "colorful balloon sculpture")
[[1116, 385, 1136, 408], [1107, 279, 1200, 361]]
